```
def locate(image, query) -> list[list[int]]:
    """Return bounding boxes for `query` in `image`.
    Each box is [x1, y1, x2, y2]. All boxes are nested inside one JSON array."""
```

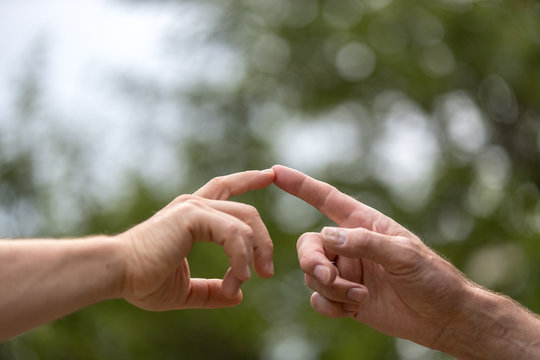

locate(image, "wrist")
[[435, 283, 540, 359], [103, 234, 131, 300], [75, 235, 127, 302]]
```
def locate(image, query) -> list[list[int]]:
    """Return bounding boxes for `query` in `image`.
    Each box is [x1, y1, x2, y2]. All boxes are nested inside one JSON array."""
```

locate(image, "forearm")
[[0, 237, 124, 341], [437, 284, 540, 359]]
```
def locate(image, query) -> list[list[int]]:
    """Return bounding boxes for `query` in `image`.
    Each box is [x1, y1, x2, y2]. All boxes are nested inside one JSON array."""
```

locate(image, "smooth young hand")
[[120, 169, 275, 311], [0, 169, 275, 341]]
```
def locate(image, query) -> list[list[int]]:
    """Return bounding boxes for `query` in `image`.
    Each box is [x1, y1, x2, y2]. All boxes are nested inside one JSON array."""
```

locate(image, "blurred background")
[[1, 0, 539, 358]]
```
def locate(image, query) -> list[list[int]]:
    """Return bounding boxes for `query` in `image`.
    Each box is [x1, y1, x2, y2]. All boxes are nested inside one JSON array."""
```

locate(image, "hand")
[[119, 169, 275, 311], [272, 165, 470, 350]]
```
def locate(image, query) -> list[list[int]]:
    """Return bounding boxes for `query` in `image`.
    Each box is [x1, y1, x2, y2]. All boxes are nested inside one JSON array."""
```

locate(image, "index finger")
[[272, 165, 380, 229], [194, 169, 275, 200]]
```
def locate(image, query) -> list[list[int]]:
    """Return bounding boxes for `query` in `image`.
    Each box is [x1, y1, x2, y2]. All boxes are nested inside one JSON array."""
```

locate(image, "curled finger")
[[204, 199, 274, 278], [186, 205, 254, 281], [297, 232, 337, 285], [310, 292, 358, 319], [305, 273, 368, 305], [222, 267, 244, 299]]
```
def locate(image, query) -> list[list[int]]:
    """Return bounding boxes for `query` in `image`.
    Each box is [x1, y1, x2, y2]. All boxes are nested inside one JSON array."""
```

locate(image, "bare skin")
[[272, 164, 540, 359], [0, 169, 275, 341]]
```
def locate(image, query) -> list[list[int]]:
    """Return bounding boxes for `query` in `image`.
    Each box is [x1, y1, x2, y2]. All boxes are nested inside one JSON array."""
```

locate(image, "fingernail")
[[244, 265, 252, 278], [347, 288, 367, 303], [267, 262, 275, 276], [262, 168, 274, 174], [227, 283, 242, 299], [314, 265, 331, 285], [322, 227, 346, 245], [343, 303, 361, 313], [222, 273, 242, 299]]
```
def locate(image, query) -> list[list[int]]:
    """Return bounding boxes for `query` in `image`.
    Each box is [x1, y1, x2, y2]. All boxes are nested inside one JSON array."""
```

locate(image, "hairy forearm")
[[0, 237, 124, 341], [437, 284, 540, 359]]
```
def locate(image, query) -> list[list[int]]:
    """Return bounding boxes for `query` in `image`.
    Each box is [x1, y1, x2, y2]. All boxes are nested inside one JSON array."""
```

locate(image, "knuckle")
[[209, 176, 226, 190], [206, 176, 231, 199], [297, 232, 317, 250], [178, 197, 202, 213], [403, 238, 422, 264], [243, 204, 260, 219], [350, 228, 371, 250], [174, 193, 193, 203], [396, 236, 422, 263], [372, 217, 390, 233], [235, 246, 249, 259], [233, 241, 250, 260], [298, 253, 315, 270], [244, 227, 255, 244], [304, 274, 316, 288], [261, 239, 274, 253], [224, 223, 241, 237], [225, 223, 253, 245], [209, 176, 223, 186]]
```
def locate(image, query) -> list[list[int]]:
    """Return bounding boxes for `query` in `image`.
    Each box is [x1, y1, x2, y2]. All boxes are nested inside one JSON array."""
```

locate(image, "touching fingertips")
[[224, 279, 242, 299], [321, 227, 346, 246]]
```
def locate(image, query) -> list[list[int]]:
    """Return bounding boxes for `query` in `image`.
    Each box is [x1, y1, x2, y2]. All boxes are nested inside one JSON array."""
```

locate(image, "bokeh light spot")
[[251, 34, 291, 75], [323, 0, 364, 29], [335, 42, 376, 81]]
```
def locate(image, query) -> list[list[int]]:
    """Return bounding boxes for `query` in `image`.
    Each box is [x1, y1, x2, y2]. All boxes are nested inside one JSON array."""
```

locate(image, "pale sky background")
[[0, 0, 444, 233], [0, 0, 178, 110], [0, 0, 215, 202], [0, 0, 203, 234], [0, 3, 484, 358]]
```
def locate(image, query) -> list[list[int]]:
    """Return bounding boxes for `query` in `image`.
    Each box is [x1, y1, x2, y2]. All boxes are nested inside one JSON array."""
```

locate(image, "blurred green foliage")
[[1, 0, 540, 359]]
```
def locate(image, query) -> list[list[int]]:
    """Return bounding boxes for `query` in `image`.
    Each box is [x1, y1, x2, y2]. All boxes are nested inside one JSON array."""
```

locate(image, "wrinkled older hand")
[[120, 169, 275, 311], [272, 165, 470, 350]]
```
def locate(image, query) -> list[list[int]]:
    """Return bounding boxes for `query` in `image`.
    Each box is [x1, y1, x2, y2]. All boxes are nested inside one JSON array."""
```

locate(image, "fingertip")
[[231, 289, 243, 305], [321, 227, 347, 247], [313, 265, 334, 285], [230, 262, 252, 282], [261, 168, 275, 179], [310, 291, 322, 307], [310, 292, 349, 319], [309, 292, 327, 315], [271, 164, 293, 186], [258, 169, 275, 188], [259, 261, 275, 278], [223, 269, 244, 299], [347, 287, 368, 304], [223, 283, 242, 300], [267, 261, 275, 277], [223, 289, 243, 305], [238, 266, 251, 282]]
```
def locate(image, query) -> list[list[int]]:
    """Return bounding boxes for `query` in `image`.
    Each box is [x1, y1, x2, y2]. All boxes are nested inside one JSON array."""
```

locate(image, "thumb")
[[320, 227, 417, 271]]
